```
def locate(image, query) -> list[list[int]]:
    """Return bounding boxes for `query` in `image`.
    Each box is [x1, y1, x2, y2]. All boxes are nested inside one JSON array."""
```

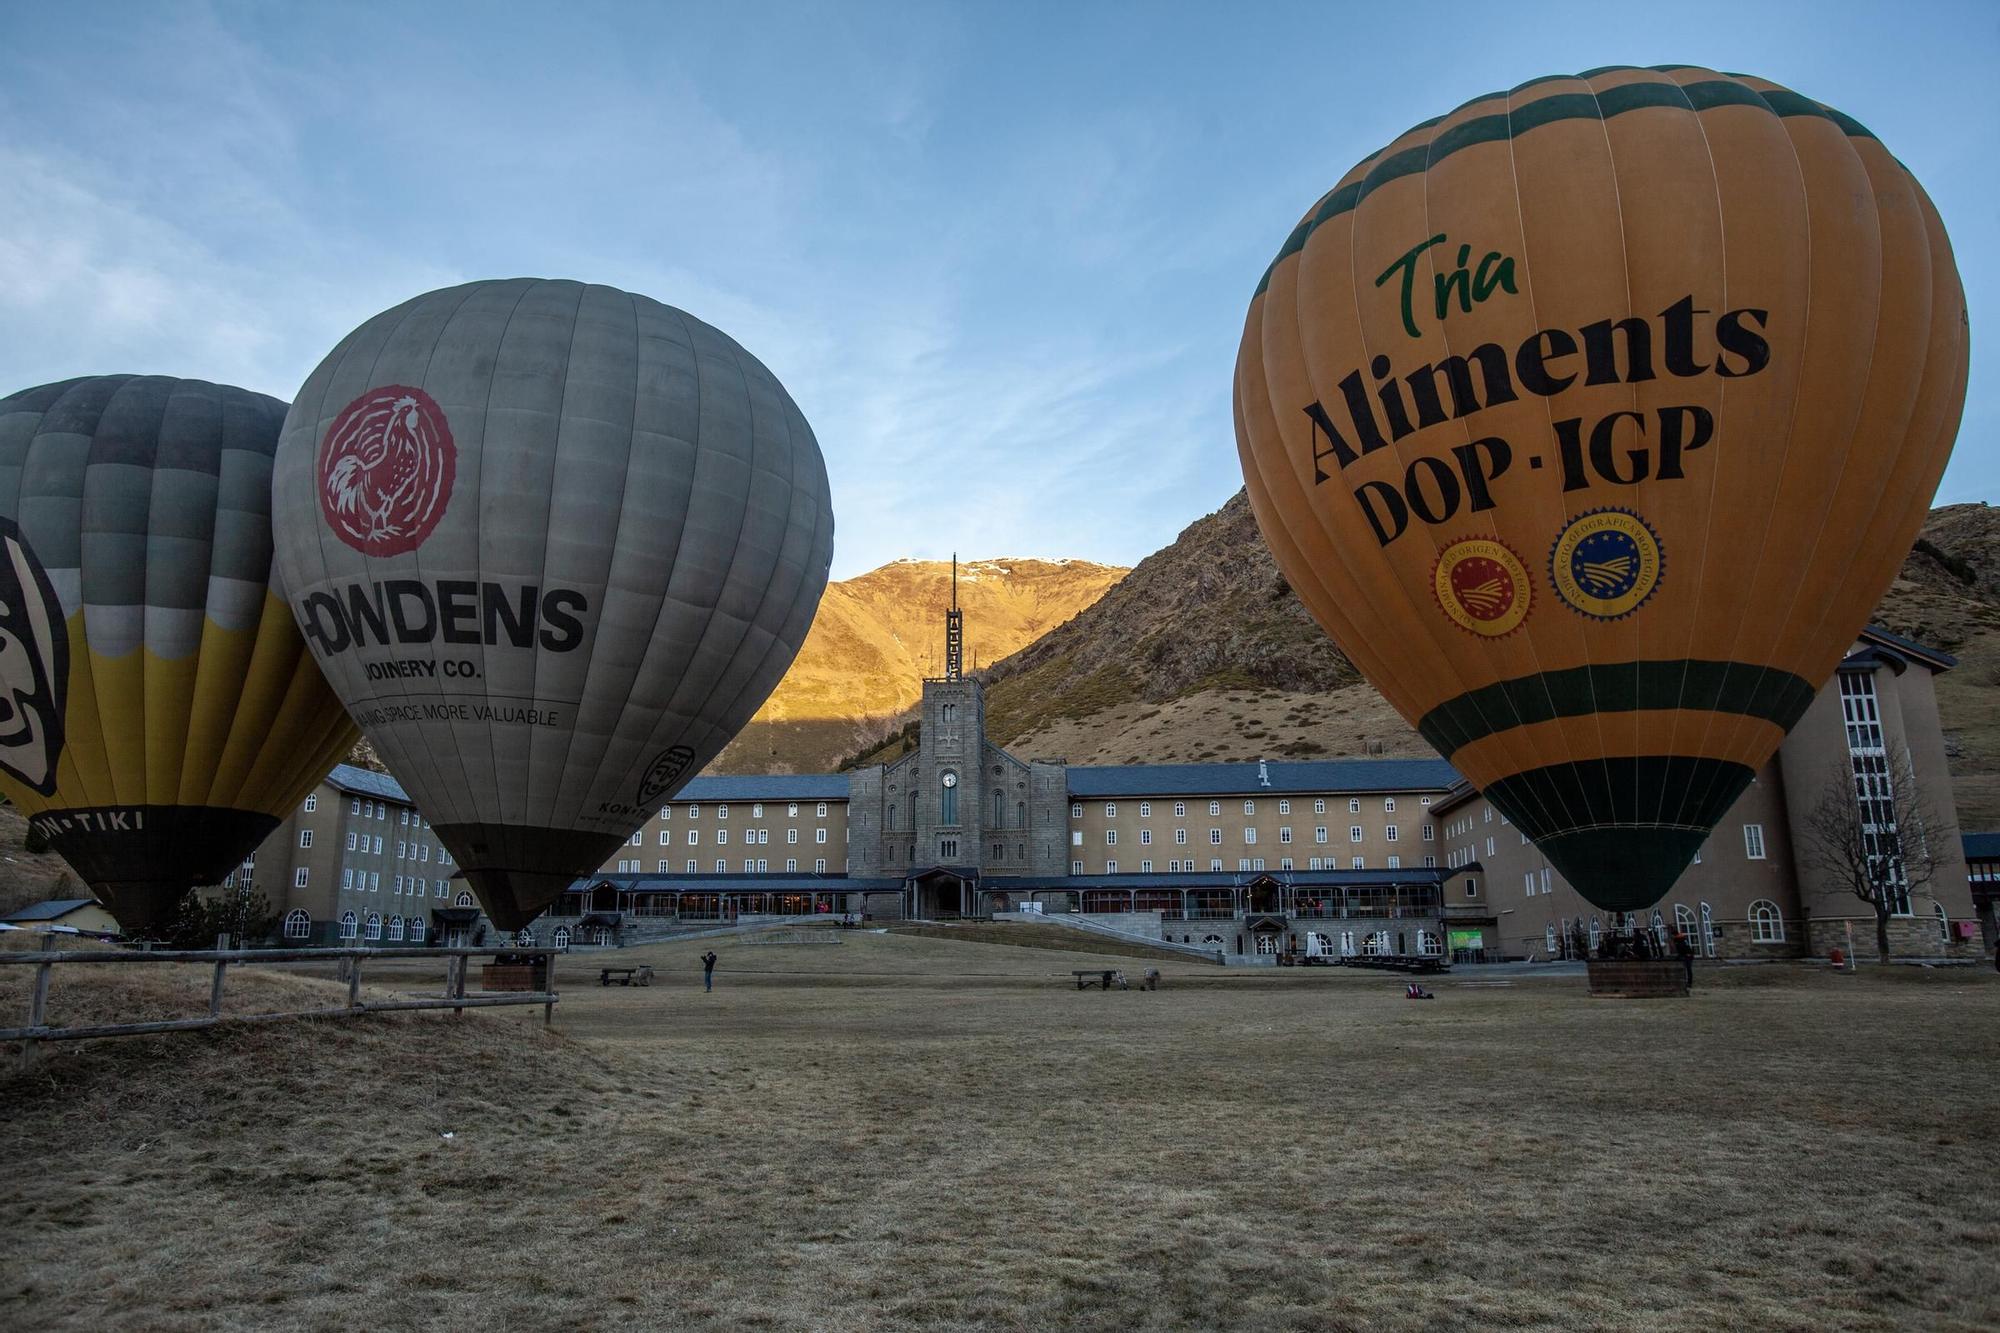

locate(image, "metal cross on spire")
[[945, 553, 963, 680]]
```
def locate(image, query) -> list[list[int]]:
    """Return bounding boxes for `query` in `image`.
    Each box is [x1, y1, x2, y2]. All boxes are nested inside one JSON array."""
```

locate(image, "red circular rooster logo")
[[317, 385, 457, 555]]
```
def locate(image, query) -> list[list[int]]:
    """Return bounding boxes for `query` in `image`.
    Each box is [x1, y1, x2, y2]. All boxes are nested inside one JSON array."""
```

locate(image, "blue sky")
[[2, 1, 1993, 578]]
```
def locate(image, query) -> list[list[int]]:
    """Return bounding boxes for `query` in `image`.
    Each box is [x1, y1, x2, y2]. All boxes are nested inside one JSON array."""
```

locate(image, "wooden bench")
[[1073, 969, 1128, 991], [598, 965, 654, 987]]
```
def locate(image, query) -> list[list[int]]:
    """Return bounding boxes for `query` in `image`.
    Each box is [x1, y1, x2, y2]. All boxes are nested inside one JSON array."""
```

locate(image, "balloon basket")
[[1585, 959, 1688, 999], [480, 956, 549, 992]]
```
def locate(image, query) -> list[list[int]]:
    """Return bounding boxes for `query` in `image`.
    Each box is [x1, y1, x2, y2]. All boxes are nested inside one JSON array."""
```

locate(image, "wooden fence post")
[[209, 933, 229, 1019], [22, 960, 52, 1070]]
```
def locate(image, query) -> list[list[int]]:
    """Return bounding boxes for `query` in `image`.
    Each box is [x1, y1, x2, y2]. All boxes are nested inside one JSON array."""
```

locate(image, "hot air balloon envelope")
[[0, 376, 362, 928], [1236, 67, 1967, 912], [273, 279, 835, 929]]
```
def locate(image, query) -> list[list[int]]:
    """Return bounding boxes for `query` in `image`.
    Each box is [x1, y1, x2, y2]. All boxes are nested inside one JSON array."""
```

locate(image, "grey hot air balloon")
[[272, 279, 836, 929], [0, 375, 361, 929]]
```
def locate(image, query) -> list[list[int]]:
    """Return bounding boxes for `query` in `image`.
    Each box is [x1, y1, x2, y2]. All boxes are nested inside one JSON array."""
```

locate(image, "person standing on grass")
[[701, 949, 718, 992], [1674, 932, 1694, 989]]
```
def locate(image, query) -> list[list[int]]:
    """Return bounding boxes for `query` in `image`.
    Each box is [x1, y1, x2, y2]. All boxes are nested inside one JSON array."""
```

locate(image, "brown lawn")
[[2, 929, 1997, 1331]]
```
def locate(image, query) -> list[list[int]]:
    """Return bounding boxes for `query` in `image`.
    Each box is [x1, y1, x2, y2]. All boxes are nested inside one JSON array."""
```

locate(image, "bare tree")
[[1795, 741, 1954, 963]]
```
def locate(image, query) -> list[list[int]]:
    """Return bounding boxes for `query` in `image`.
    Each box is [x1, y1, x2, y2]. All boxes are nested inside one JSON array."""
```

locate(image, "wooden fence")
[[0, 943, 561, 1069]]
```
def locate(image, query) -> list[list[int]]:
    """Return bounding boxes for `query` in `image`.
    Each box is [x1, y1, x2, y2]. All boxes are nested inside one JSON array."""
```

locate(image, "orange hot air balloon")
[[1235, 66, 1967, 913]]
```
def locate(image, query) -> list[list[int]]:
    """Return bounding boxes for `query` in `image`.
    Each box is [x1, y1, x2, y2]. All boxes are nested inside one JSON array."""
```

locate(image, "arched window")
[[941, 702, 956, 724], [1364, 930, 1389, 956], [517, 927, 536, 946], [1255, 933, 1280, 955], [387, 916, 405, 942], [1201, 934, 1225, 952], [455, 891, 474, 908], [283, 909, 311, 940], [1749, 900, 1785, 943], [1674, 904, 1697, 948], [994, 789, 1006, 827], [1544, 924, 1557, 957], [940, 772, 958, 826], [1699, 902, 1716, 957], [1934, 900, 1950, 944], [1587, 917, 1602, 953], [339, 911, 357, 940], [553, 926, 571, 950], [1650, 909, 1667, 949], [364, 912, 382, 941], [408, 916, 426, 943], [1416, 929, 1442, 957]]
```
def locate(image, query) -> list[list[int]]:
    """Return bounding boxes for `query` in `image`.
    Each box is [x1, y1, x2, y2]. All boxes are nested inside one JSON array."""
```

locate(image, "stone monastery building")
[[231, 583, 1991, 963]]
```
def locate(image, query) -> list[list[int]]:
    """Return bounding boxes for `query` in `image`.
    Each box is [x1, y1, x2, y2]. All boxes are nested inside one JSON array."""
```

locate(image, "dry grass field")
[[3, 929, 1998, 1331]]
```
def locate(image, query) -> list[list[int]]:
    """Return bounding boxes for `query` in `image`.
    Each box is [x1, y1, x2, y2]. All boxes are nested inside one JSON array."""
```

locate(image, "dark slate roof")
[[320, 764, 849, 807], [988, 868, 1445, 890], [324, 763, 413, 803], [569, 873, 902, 893], [1066, 758, 1459, 798], [674, 774, 849, 802], [1859, 624, 1957, 671], [5, 898, 99, 921], [1963, 832, 2000, 862]]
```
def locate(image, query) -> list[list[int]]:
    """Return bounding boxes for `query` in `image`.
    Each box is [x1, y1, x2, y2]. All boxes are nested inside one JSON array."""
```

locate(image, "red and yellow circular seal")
[[1432, 537, 1531, 637]]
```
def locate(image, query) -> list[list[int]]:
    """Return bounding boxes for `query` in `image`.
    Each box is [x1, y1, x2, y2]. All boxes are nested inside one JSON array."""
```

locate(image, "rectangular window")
[[1139, 829, 1151, 845], [1351, 856, 1364, 870], [1280, 858, 1293, 870], [688, 830, 700, 846], [661, 807, 671, 819], [1105, 859, 1117, 873], [752, 803, 763, 819], [689, 804, 700, 818], [1384, 798, 1395, 812], [1351, 826, 1363, 842], [1072, 831, 1083, 846], [1279, 827, 1292, 843], [687, 859, 697, 873], [1175, 829, 1188, 845], [715, 860, 726, 873], [1243, 827, 1257, 845], [394, 875, 403, 894], [1315, 827, 1328, 843], [420, 844, 430, 861], [1386, 856, 1400, 870], [298, 829, 313, 849], [1237, 858, 1251, 871], [814, 858, 827, 873], [659, 830, 669, 845], [342, 869, 354, 890], [1349, 798, 1360, 813], [1072, 860, 1084, 874], [718, 805, 729, 820], [815, 829, 827, 843], [1140, 859, 1153, 873], [1423, 856, 1435, 868], [397, 841, 407, 858], [346, 832, 357, 851], [1209, 828, 1222, 845], [1541, 868, 1551, 894], [293, 867, 309, 888], [1072, 803, 1082, 818], [787, 828, 798, 843], [1743, 824, 1766, 859], [351, 798, 361, 815], [786, 859, 797, 872], [658, 860, 668, 873], [1106, 829, 1118, 845], [744, 859, 755, 872], [817, 802, 828, 817], [1385, 826, 1398, 842], [1209, 859, 1222, 871], [717, 830, 729, 846], [1423, 824, 1435, 841], [1209, 801, 1220, 816], [374, 835, 384, 854]]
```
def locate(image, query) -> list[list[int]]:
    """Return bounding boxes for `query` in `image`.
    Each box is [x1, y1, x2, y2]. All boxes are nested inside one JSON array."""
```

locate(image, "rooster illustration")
[[319, 385, 455, 554]]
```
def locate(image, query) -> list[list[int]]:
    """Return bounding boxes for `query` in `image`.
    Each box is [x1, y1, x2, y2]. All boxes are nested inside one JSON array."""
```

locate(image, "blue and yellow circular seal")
[[1549, 508, 1663, 619]]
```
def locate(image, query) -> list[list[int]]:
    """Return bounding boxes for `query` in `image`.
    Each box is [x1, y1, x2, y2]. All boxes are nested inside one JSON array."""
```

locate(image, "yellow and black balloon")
[[1235, 67, 1968, 911], [0, 376, 360, 929]]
